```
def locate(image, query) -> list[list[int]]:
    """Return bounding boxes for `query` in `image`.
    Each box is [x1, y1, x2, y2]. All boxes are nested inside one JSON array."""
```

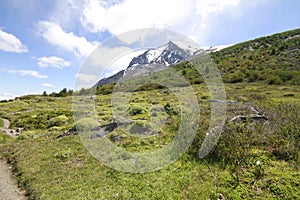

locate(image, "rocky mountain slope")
[[95, 40, 214, 86]]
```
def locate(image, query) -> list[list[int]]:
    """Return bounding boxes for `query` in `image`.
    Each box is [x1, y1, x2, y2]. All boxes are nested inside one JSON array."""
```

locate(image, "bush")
[[96, 84, 115, 95], [248, 71, 258, 82], [248, 71, 265, 82], [129, 106, 144, 116], [206, 123, 253, 166], [75, 117, 99, 131], [11, 111, 72, 130], [163, 103, 178, 116], [276, 71, 294, 82], [223, 72, 244, 83], [49, 115, 69, 127], [266, 76, 283, 85]]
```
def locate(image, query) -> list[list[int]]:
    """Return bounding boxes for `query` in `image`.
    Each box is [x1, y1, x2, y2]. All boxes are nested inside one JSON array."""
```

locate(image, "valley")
[[0, 28, 300, 199]]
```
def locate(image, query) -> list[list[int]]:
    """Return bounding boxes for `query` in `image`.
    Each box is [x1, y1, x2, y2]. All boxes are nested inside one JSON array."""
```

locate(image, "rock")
[[101, 122, 118, 132], [16, 127, 24, 133], [227, 100, 238, 104], [90, 122, 124, 139], [208, 99, 238, 104], [110, 134, 123, 142], [56, 131, 78, 139], [230, 114, 268, 123], [91, 122, 118, 132], [218, 193, 225, 200], [248, 114, 268, 122], [249, 106, 260, 114], [230, 115, 247, 122], [90, 132, 104, 139]]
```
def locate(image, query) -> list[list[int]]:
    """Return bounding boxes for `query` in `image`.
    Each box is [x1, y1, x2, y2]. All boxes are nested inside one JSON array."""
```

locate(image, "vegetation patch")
[[0, 117, 3, 127], [0, 28, 300, 199]]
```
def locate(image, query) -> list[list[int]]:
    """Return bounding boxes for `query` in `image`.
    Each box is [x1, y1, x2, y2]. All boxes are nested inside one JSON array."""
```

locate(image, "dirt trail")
[[0, 160, 26, 200], [1, 119, 27, 199]]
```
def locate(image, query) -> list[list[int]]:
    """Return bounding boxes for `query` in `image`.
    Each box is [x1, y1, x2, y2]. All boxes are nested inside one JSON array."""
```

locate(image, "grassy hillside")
[[0, 28, 300, 199], [213, 28, 300, 84]]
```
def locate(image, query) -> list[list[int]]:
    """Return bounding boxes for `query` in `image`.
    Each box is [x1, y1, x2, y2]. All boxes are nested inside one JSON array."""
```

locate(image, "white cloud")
[[75, 72, 99, 89], [78, 0, 268, 45], [6, 69, 47, 79], [43, 83, 55, 88], [0, 93, 18, 101], [36, 21, 99, 57], [36, 56, 71, 69], [49, 0, 82, 28], [196, 0, 241, 17], [0, 29, 28, 53], [81, 0, 194, 35]]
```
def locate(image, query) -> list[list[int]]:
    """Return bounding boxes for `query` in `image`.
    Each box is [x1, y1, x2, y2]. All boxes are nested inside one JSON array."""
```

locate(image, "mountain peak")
[[95, 40, 218, 86], [127, 40, 195, 70], [167, 40, 176, 46]]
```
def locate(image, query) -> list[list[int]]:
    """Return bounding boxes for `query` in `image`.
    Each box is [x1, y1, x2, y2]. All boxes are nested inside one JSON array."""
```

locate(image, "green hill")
[[175, 28, 300, 85], [213, 28, 300, 84]]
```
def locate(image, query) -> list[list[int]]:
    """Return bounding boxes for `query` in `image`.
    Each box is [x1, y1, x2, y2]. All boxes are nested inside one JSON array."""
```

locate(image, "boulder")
[[248, 114, 268, 122], [230, 115, 247, 122]]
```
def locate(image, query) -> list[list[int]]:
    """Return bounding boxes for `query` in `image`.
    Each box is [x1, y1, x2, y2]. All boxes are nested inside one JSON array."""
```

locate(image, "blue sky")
[[0, 0, 299, 100]]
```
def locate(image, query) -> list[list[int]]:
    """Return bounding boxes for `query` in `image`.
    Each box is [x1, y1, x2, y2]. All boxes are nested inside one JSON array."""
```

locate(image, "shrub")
[[248, 71, 262, 82], [223, 72, 244, 83], [49, 115, 69, 127], [164, 103, 178, 116], [129, 105, 144, 116], [207, 123, 253, 166], [75, 117, 99, 131], [266, 76, 283, 85], [96, 85, 114, 95], [264, 103, 300, 162]]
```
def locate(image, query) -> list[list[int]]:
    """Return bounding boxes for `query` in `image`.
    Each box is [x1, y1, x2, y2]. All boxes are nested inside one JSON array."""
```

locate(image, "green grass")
[[0, 117, 3, 127], [2, 133, 299, 199], [3, 136, 221, 199], [0, 83, 299, 199], [0, 133, 13, 143]]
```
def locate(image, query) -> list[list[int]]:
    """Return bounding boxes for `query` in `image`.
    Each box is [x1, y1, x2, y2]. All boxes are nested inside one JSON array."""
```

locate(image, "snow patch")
[[146, 49, 164, 62], [171, 40, 202, 55]]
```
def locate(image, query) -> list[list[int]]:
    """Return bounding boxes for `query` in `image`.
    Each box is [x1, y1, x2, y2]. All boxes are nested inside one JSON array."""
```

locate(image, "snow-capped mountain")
[[127, 41, 199, 70], [95, 41, 230, 86]]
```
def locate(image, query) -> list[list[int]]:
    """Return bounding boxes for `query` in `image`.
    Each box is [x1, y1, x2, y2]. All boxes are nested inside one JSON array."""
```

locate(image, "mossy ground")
[[0, 82, 299, 199]]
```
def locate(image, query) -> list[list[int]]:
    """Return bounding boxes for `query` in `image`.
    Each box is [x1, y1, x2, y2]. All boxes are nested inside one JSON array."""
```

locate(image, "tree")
[[58, 88, 68, 97], [270, 48, 276, 55]]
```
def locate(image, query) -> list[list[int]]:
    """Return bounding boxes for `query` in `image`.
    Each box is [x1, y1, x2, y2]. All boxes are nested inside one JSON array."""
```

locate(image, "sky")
[[0, 0, 300, 100]]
